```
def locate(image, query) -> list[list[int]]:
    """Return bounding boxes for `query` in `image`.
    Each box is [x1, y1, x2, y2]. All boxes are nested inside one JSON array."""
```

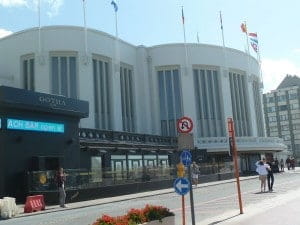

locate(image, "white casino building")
[[0, 26, 286, 172]]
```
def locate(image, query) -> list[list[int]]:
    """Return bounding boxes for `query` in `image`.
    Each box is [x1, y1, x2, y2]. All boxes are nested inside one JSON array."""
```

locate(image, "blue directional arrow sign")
[[180, 150, 192, 167], [174, 177, 190, 195]]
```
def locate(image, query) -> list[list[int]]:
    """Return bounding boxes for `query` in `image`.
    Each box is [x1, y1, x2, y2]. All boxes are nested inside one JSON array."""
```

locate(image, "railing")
[[27, 163, 235, 192]]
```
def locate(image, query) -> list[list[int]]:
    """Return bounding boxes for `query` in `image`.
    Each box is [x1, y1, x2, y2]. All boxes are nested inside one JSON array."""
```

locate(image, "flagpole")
[[182, 6, 189, 76], [244, 21, 250, 54], [197, 32, 199, 43], [111, 0, 120, 75], [219, 11, 225, 47], [83, 0, 88, 56]]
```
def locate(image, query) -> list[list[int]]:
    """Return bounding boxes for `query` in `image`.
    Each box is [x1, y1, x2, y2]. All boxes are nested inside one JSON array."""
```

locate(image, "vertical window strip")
[[93, 58, 111, 130], [69, 57, 77, 98], [52, 57, 59, 95], [51, 55, 77, 98], [163, 71, 169, 135], [158, 68, 182, 136], [194, 69, 206, 137], [124, 68, 130, 131], [158, 71, 167, 135], [22, 57, 35, 91], [237, 75, 246, 135], [60, 57, 67, 96], [253, 81, 264, 136], [173, 69, 182, 125], [120, 68, 126, 131], [210, 71, 218, 136], [102, 62, 108, 129], [29, 59, 35, 91], [166, 71, 174, 136], [194, 68, 224, 137], [93, 60, 100, 129], [105, 62, 111, 129], [23, 60, 28, 90], [129, 70, 135, 131], [120, 66, 135, 132], [229, 73, 238, 135], [241, 76, 251, 135], [100, 61, 105, 128], [171, 70, 177, 135]]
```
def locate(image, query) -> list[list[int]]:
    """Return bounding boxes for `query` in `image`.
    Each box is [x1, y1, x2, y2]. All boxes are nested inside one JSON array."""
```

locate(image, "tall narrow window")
[[157, 67, 183, 136], [193, 67, 225, 137], [120, 64, 135, 132], [51, 53, 77, 99], [93, 56, 111, 130], [22, 55, 35, 91], [252, 80, 264, 137], [229, 71, 251, 136]]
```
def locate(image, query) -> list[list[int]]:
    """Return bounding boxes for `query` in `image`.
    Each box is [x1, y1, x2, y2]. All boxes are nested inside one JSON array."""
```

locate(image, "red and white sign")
[[177, 116, 193, 133]]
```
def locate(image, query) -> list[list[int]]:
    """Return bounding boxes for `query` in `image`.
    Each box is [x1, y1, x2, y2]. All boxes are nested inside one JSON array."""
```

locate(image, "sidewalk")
[[16, 175, 257, 218], [198, 168, 300, 225]]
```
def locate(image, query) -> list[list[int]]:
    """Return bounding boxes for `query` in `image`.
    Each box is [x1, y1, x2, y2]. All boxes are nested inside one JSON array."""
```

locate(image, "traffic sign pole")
[[188, 165, 196, 225], [227, 118, 243, 214], [182, 195, 185, 225]]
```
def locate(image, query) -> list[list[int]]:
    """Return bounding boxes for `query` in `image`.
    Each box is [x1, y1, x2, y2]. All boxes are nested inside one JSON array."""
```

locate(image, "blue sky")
[[1, 0, 300, 93]]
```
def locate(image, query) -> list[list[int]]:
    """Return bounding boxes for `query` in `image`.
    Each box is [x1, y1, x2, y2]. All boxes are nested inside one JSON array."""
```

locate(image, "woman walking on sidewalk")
[[255, 159, 270, 193]]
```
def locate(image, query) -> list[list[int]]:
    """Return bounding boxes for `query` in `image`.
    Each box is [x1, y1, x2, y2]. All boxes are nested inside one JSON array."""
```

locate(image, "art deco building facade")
[[0, 26, 286, 173]]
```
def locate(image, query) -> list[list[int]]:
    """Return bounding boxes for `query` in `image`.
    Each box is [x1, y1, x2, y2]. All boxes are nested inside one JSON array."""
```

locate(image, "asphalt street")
[[1, 170, 300, 225]]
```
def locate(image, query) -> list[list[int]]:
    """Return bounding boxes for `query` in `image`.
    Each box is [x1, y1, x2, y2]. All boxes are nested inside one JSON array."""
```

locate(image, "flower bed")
[[92, 205, 175, 225]]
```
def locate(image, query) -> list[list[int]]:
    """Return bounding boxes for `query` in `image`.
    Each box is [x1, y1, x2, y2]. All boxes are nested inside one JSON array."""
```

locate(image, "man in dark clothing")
[[266, 160, 274, 192], [55, 167, 66, 207]]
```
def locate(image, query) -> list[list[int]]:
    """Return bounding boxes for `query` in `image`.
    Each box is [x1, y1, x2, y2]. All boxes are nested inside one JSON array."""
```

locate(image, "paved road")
[[1, 170, 299, 225]]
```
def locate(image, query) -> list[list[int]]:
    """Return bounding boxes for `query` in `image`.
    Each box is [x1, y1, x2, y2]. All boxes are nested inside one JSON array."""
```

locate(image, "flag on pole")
[[181, 7, 185, 24], [219, 11, 223, 31], [111, 0, 118, 12], [241, 23, 247, 33], [248, 32, 258, 53], [219, 11, 225, 47]]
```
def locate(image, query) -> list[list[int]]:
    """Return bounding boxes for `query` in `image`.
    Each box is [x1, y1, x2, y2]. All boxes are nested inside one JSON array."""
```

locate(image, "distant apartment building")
[[263, 75, 300, 161]]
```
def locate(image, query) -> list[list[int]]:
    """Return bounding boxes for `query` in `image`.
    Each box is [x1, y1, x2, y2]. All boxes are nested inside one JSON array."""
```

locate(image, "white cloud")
[[0, 0, 27, 7], [0, 28, 13, 38], [261, 58, 300, 93], [45, 0, 63, 18], [0, 0, 63, 17]]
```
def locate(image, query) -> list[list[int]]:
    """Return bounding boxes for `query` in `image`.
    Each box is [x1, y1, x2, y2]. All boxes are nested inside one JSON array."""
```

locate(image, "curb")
[[15, 175, 258, 218]]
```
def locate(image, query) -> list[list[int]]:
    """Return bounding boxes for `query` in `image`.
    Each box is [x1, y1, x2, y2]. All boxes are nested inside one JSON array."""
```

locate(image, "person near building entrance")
[[266, 159, 274, 192], [286, 157, 291, 170], [280, 159, 284, 172], [191, 161, 199, 187], [55, 167, 67, 208], [255, 159, 270, 193]]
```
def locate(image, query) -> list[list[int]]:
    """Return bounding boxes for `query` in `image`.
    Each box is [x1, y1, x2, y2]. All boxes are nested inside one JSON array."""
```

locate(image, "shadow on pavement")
[[208, 214, 241, 224]]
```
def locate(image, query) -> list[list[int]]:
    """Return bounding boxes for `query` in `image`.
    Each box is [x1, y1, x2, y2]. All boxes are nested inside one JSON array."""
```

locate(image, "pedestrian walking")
[[290, 157, 296, 170], [55, 167, 67, 208], [255, 159, 270, 193], [266, 159, 274, 192], [280, 159, 284, 172], [191, 161, 199, 187], [286, 157, 291, 170]]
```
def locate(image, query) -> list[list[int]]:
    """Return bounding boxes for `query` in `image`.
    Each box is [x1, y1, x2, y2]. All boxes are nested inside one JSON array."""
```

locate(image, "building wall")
[[264, 86, 300, 160], [0, 26, 264, 142]]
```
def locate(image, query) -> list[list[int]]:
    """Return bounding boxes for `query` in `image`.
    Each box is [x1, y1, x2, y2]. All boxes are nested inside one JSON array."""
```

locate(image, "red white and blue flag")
[[248, 32, 258, 53]]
